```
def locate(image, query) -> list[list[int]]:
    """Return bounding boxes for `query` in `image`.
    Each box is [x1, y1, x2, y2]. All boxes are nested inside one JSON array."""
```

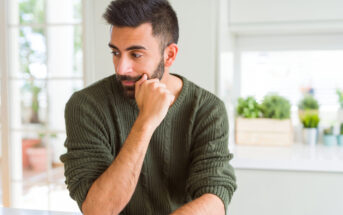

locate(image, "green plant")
[[298, 95, 319, 110], [340, 123, 343, 135], [18, 0, 46, 124], [337, 89, 343, 109], [260, 94, 291, 119], [236, 96, 261, 118], [22, 81, 42, 123], [323, 126, 334, 135], [301, 113, 320, 128]]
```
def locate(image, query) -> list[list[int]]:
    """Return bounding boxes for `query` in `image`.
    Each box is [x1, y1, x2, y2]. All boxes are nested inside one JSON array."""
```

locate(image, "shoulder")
[[181, 78, 229, 142], [179, 75, 226, 113], [66, 74, 116, 108]]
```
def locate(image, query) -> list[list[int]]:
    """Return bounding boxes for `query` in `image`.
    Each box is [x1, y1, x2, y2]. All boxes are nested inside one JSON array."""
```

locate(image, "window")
[[3, 0, 84, 211], [237, 34, 343, 127], [241, 50, 343, 124], [0, 53, 2, 207]]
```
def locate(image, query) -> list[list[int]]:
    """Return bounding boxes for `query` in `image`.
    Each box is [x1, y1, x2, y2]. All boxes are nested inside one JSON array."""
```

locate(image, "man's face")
[[109, 23, 165, 99]]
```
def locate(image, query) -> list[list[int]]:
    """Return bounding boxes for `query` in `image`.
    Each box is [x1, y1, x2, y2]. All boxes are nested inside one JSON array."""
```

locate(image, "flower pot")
[[235, 118, 294, 146], [338, 135, 343, 146], [323, 135, 337, 146], [303, 128, 318, 146], [26, 147, 48, 172], [22, 139, 41, 169]]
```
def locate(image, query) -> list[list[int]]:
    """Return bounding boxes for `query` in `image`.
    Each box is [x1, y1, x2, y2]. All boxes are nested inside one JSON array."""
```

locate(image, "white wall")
[[168, 0, 217, 93], [84, 0, 113, 84], [229, 0, 343, 24], [229, 0, 343, 35]]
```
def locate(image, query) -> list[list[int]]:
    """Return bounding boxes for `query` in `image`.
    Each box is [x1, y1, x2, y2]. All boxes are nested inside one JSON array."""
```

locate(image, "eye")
[[111, 50, 120, 56], [131, 52, 142, 58]]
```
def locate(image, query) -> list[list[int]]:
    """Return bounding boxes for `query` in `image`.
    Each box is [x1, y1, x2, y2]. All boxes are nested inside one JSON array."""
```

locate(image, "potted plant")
[[19, 26, 45, 125], [22, 137, 41, 169], [21, 81, 43, 169], [236, 96, 261, 118], [337, 123, 343, 146], [21, 73, 43, 124], [337, 89, 343, 123], [260, 94, 291, 120], [26, 133, 48, 172], [301, 113, 320, 145], [323, 126, 337, 146], [298, 95, 319, 121], [235, 94, 293, 146]]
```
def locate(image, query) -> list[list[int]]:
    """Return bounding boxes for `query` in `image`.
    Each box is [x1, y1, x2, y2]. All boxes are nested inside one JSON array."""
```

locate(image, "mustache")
[[117, 75, 143, 82]]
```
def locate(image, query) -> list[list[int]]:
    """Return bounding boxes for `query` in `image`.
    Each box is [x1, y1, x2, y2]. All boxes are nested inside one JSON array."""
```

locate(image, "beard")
[[116, 57, 165, 99]]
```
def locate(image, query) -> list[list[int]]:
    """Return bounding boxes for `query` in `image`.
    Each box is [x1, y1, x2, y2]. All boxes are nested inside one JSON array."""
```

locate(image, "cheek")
[[136, 59, 156, 72]]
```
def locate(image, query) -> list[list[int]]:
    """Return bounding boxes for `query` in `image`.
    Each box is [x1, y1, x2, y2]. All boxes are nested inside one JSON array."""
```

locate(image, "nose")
[[115, 55, 133, 75]]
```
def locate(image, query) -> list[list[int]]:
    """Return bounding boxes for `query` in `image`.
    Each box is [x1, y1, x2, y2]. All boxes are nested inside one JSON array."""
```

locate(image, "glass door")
[[6, 0, 84, 211]]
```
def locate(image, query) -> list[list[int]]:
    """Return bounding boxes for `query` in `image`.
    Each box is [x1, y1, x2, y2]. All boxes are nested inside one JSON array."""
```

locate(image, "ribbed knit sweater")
[[60, 74, 237, 214]]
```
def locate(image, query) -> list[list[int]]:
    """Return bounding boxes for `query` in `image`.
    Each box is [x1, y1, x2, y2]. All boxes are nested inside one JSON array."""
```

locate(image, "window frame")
[[0, 0, 94, 209], [233, 33, 343, 105]]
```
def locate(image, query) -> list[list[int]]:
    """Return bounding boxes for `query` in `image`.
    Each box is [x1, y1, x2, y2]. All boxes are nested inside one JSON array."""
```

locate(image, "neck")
[[160, 70, 183, 104]]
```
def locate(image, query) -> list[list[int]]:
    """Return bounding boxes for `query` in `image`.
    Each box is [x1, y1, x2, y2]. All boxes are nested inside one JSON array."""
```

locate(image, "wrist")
[[134, 114, 156, 135]]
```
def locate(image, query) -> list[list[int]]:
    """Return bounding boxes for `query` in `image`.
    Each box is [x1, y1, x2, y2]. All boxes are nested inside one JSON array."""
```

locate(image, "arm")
[[82, 74, 174, 215], [62, 74, 174, 215], [171, 193, 225, 215], [81, 116, 154, 215], [182, 98, 237, 214]]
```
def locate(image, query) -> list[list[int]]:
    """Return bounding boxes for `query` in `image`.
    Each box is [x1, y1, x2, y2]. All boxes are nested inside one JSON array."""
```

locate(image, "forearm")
[[171, 194, 225, 215], [82, 116, 154, 215]]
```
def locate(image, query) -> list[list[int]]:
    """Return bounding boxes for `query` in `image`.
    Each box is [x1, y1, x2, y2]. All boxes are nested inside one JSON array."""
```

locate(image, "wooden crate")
[[235, 118, 294, 146]]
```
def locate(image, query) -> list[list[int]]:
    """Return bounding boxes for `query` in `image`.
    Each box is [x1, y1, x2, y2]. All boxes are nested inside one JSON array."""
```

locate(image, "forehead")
[[110, 23, 160, 50]]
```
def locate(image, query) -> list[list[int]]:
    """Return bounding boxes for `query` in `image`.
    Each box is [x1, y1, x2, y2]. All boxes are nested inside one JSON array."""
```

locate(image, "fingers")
[[134, 75, 173, 106], [137, 77, 166, 91], [167, 93, 175, 106], [135, 74, 147, 94], [136, 74, 147, 86]]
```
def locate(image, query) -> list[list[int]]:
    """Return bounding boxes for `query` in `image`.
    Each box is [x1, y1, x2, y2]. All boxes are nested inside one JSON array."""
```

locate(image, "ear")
[[164, 43, 178, 67]]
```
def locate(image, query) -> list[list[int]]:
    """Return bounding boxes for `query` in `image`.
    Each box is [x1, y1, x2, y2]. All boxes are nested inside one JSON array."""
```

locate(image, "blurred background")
[[0, 0, 343, 214]]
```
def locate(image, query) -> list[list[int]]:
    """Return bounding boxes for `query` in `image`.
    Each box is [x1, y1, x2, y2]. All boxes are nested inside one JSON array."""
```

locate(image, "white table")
[[0, 208, 81, 215]]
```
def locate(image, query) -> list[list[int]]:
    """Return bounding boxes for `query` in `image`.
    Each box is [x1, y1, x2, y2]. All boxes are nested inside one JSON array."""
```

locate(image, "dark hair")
[[103, 0, 179, 49]]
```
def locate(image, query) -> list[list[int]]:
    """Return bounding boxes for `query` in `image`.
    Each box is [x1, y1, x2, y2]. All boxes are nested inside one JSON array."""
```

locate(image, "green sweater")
[[60, 74, 237, 214]]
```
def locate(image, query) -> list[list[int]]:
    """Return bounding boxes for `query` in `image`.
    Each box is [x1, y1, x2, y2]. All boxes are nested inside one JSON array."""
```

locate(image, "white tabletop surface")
[[231, 143, 343, 172], [0, 208, 81, 215]]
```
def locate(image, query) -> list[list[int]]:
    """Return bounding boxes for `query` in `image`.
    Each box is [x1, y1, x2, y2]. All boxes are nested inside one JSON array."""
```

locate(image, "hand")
[[135, 74, 175, 129]]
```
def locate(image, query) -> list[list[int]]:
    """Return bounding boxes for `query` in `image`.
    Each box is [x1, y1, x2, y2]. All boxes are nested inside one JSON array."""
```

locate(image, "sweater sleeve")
[[60, 92, 114, 212], [186, 98, 237, 213]]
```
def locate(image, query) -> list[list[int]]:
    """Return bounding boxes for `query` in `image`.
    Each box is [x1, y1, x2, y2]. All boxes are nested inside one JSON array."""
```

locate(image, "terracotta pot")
[[26, 147, 48, 172], [22, 139, 41, 169]]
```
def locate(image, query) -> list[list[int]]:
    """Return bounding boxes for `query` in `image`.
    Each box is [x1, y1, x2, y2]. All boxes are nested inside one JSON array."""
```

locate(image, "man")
[[61, 0, 237, 214]]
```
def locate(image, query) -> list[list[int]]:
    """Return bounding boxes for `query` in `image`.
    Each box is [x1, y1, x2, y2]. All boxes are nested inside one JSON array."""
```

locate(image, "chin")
[[124, 90, 135, 99]]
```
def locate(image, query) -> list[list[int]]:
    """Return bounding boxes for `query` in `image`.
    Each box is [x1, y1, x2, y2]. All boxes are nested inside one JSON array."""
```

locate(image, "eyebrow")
[[108, 43, 147, 51]]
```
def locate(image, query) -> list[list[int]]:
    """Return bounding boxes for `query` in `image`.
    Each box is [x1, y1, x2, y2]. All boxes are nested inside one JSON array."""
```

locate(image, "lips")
[[121, 80, 136, 86]]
